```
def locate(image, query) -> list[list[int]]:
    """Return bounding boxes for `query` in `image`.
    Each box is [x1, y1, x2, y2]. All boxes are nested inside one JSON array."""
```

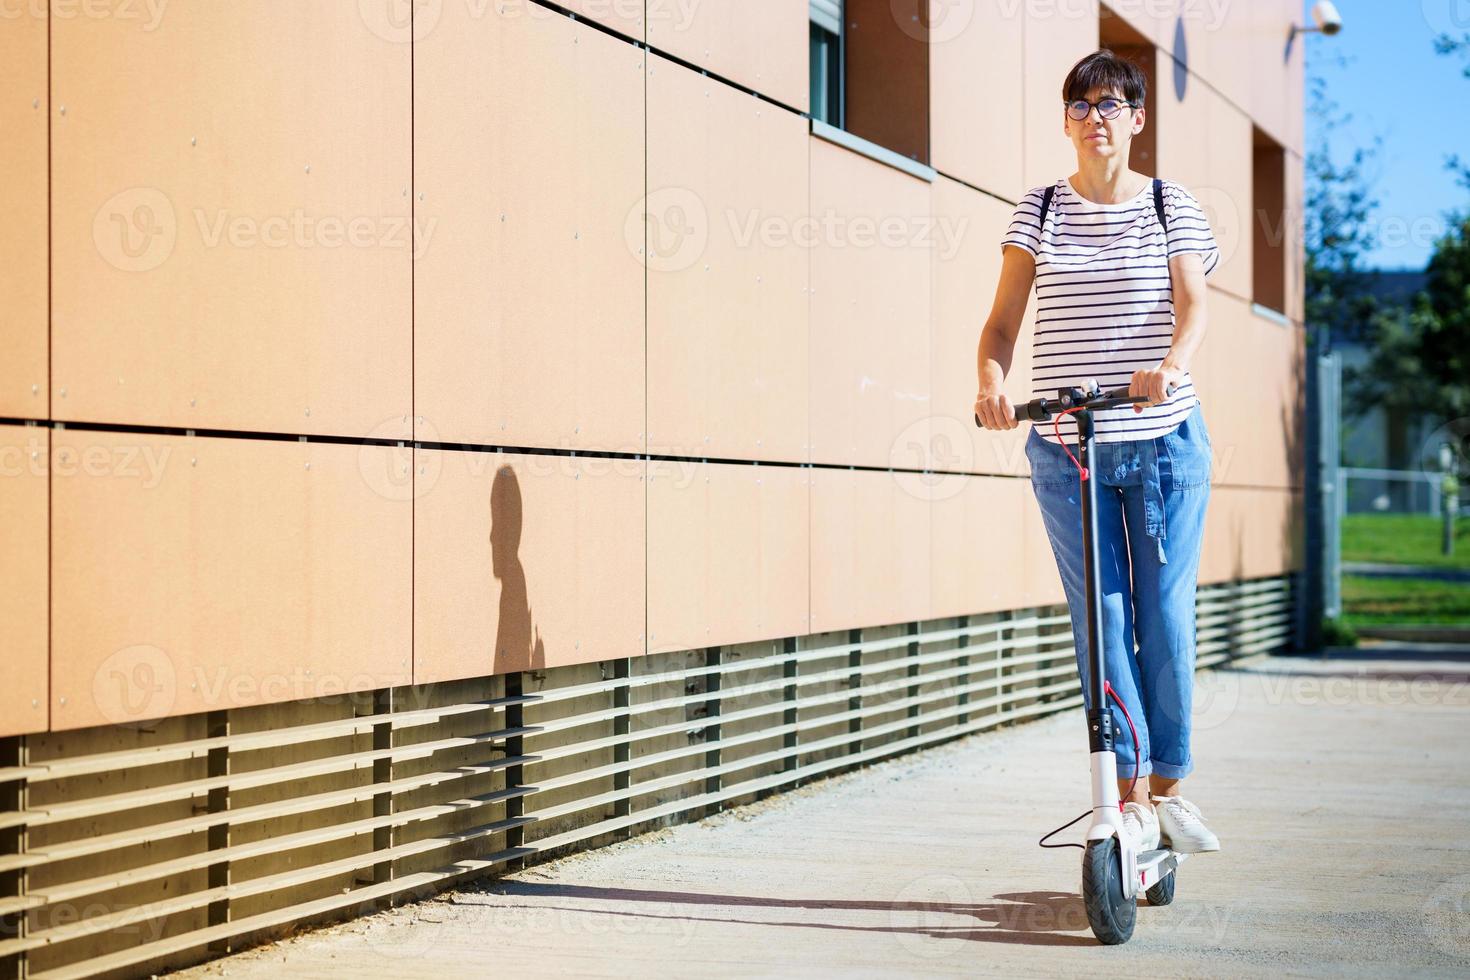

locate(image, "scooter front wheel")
[[1081, 836, 1136, 944]]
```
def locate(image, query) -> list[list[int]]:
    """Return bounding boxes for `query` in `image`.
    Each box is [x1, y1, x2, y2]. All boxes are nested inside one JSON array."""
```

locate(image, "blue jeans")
[[1024, 403, 1213, 780]]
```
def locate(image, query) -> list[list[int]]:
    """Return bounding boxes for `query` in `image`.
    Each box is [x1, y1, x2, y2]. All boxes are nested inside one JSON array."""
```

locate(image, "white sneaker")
[[1152, 794, 1220, 853], [1120, 801, 1161, 852]]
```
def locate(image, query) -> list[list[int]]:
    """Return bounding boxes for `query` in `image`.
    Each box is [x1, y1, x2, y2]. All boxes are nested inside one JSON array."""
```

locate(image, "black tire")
[[1082, 836, 1136, 944], [1145, 869, 1177, 906]]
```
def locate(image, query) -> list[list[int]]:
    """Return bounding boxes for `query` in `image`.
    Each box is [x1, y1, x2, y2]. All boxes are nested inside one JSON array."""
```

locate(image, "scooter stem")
[[1076, 407, 1140, 895]]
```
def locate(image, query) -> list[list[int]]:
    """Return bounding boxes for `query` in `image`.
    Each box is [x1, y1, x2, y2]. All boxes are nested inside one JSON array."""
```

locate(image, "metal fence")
[[1338, 466, 1464, 517]]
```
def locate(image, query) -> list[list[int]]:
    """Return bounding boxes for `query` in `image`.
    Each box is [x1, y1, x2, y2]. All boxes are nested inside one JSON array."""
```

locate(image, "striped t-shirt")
[[1000, 176, 1219, 446]]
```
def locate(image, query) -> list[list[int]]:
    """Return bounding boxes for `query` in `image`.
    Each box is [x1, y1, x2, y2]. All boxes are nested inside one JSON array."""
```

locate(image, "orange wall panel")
[[929, 1, 1025, 199], [0, 425, 48, 736], [1154, 46, 1211, 197], [1022, 0, 1099, 191], [932, 176, 1032, 478], [1248, 0, 1306, 158], [413, 449, 645, 684], [647, 56, 809, 463], [1183, 2, 1250, 121], [1193, 291, 1302, 491], [1203, 90, 1254, 302], [930, 474, 1029, 618], [414, 6, 644, 452], [809, 138, 932, 470], [1020, 480, 1067, 608], [1201, 486, 1303, 584], [811, 467, 931, 631], [1146, 3, 1303, 163], [50, 431, 411, 731], [51, 2, 412, 438], [646, 0, 807, 112], [1012, 309, 1040, 482], [561, 0, 645, 41], [648, 461, 809, 653], [0, 6, 48, 417]]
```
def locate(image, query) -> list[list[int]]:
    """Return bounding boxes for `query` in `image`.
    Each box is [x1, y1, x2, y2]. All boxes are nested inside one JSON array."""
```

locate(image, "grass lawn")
[[1340, 514, 1469, 569], [1341, 575, 1470, 626]]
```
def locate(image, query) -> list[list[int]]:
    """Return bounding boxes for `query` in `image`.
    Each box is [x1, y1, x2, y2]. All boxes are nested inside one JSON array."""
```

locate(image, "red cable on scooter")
[[1054, 406, 1090, 481], [1034, 687, 1146, 846]]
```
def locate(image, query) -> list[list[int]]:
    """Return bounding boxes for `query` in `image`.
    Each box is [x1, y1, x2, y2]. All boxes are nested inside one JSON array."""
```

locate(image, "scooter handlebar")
[[972, 382, 1177, 428]]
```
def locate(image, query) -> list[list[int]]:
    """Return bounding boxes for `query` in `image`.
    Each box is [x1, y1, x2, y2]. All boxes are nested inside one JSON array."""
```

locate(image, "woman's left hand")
[[1129, 364, 1185, 412]]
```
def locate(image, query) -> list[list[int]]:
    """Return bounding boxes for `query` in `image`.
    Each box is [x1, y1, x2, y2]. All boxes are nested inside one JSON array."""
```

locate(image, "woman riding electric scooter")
[[973, 50, 1222, 864]]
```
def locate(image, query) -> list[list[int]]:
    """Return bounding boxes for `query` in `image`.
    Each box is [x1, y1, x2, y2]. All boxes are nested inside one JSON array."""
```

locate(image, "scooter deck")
[[1136, 845, 1189, 893]]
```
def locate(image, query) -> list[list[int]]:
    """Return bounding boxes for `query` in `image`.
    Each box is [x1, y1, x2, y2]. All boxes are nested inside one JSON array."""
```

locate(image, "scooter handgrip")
[[1015, 399, 1049, 422]]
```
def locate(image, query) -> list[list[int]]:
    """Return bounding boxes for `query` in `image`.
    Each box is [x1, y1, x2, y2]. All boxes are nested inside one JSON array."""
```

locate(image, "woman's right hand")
[[974, 388, 1019, 430]]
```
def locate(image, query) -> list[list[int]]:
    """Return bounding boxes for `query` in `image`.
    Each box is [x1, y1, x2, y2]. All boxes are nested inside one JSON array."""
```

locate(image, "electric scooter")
[[975, 378, 1185, 945]]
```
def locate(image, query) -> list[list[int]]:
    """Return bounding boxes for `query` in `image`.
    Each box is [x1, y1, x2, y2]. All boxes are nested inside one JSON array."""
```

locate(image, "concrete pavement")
[[175, 645, 1470, 978]]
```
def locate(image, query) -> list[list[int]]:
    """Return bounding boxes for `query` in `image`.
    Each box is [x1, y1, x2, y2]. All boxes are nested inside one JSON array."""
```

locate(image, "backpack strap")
[[1042, 178, 1165, 234]]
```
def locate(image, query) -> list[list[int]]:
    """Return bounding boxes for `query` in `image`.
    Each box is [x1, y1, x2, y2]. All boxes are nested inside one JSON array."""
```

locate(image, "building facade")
[[0, 1, 1304, 974]]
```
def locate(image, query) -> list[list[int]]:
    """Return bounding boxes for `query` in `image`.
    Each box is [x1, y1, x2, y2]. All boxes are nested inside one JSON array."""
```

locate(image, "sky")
[[1305, 2, 1470, 271]]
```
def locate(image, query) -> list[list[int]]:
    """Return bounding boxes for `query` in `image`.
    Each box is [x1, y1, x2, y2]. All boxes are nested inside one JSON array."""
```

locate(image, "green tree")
[[1303, 67, 1382, 351], [1417, 214, 1470, 421], [1349, 34, 1470, 432], [1432, 32, 1470, 193]]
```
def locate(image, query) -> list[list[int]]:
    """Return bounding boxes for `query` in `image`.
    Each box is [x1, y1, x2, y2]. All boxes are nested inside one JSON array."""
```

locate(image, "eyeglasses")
[[1063, 97, 1138, 121]]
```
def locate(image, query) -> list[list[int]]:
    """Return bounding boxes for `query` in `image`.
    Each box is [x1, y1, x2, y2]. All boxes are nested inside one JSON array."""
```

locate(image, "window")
[[809, 0, 930, 167], [1253, 126, 1287, 315], [810, 0, 843, 128]]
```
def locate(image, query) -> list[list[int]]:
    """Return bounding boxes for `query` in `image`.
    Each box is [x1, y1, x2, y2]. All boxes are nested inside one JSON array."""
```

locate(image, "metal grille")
[[0, 574, 1294, 979]]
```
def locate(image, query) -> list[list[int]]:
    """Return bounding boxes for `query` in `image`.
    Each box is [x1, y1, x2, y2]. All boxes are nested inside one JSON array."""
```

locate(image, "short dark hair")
[[1062, 49, 1147, 108]]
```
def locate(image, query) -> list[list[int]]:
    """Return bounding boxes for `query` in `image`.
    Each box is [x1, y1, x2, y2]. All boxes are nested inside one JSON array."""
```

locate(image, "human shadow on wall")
[[490, 464, 547, 676]]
